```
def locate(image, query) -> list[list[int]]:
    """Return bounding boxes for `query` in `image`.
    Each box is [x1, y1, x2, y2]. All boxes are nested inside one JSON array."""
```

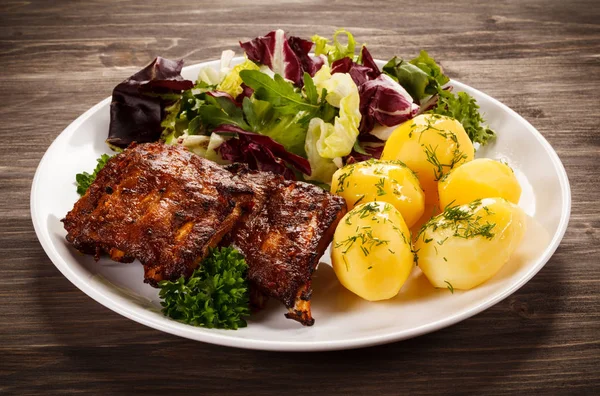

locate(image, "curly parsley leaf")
[[429, 89, 496, 145], [158, 247, 250, 330], [75, 154, 113, 196]]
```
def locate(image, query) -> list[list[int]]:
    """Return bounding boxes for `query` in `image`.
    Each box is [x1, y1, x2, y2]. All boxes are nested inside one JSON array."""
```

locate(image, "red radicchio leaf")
[[330, 57, 353, 74], [344, 141, 384, 165], [331, 46, 381, 87], [358, 74, 419, 134], [235, 83, 254, 104], [357, 133, 385, 143], [240, 30, 322, 87], [328, 46, 416, 135], [360, 46, 380, 75], [107, 57, 193, 148], [206, 90, 241, 107], [213, 124, 311, 180], [287, 35, 320, 77]]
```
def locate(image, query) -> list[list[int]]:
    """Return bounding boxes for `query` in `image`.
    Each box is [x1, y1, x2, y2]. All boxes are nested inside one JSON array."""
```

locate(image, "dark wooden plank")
[[1, 0, 599, 394]]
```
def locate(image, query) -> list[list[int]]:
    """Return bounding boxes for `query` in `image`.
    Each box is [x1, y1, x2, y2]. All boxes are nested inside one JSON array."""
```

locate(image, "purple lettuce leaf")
[[206, 90, 240, 107], [329, 46, 415, 135], [213, 124, 311, 180], [235, 83, 254, 104], [358, 74, 419, 134], [331, 46, 380, 86], [344, 134, 385, 164], [107, 57, 193, 148], [287, 35, 321, 77], [240, 29, 322, 87], [360, 46, 379, 74], [344, 144, 384, 164]]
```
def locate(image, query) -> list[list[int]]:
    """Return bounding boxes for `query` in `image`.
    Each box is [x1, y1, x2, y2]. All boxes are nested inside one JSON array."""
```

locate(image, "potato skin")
[[330, 159, 425, 228], [381, 114, 474, 205], [415, 198, 526, 290], [331, 202, 414, 301], [438, 158, 522, 209]]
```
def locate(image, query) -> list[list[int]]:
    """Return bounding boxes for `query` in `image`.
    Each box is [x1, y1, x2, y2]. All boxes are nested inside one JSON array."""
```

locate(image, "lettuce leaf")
[[303, 67, 361, 183], [303, 118, 340, 183], [180, 133, 229, 164], [383, 57, 430, 100], [196, 50, 236, 87], [217, 58, 260, 97], [161, 99, 183, 144], [161, 88, 208, 144], [410, 50, 449, 92], [383, 51, 449, 100], [310, 67, 361, 159], [312, 29, 357, 64]]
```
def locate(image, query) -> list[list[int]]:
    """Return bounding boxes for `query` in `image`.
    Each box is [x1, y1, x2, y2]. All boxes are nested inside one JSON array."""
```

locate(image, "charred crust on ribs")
[[63, 143, 346, 326]]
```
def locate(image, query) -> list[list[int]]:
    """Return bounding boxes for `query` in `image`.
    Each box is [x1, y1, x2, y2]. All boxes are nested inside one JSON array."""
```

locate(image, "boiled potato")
[[331, 202, 413, 301], [438, 158, 521, 209], [330, 159, 425, 228], [381, 114, 474, 205], [415, 197, 526, 290]]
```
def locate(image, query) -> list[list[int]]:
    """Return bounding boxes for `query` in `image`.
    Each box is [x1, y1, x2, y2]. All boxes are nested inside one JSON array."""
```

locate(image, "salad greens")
[[305, 67, 361, 182], [383, 50, 450, 101], [216, 59, 259, 97], [106, 57, 193, 149], [239, 70, 322, 116], [240, 29, 321, 87], [429, 89, 496, 145], [75, 153, 113, 196], [312, 29, 358, 64], [382, 50, 495, 145], [242, 97, 308, 157], [104, 28, 497, 187], [158, 247, 250, 330]]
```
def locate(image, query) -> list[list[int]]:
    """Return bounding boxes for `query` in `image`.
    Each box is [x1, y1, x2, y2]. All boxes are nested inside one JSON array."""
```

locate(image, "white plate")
[[31, 58, 571, 351]]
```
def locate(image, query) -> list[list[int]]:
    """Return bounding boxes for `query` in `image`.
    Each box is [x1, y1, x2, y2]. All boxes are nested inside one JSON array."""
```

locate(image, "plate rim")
[[30, 59, 572, 351]]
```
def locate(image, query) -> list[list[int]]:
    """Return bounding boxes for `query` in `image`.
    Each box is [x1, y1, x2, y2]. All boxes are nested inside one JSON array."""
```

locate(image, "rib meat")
[[63, 143, 346, 326], [225, 164, 346, 326], [62, 143, 253, 285]]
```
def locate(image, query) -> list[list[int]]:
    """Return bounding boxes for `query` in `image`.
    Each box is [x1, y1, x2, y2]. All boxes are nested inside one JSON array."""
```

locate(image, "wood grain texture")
[[1, 0, 599, 394]]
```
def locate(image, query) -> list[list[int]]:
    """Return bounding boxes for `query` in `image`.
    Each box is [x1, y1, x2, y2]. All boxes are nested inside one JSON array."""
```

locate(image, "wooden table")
[[1, 0, 599, 394]]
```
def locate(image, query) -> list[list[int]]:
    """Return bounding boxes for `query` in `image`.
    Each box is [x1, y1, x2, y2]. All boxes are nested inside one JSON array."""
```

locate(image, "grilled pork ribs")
[[223, 164, 346, 325], [62, 143, 346, 325]]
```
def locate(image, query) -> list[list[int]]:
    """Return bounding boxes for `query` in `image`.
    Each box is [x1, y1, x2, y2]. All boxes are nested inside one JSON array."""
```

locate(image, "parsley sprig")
[[75, 153, 113, 196], [158, 247, 250, 330]]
